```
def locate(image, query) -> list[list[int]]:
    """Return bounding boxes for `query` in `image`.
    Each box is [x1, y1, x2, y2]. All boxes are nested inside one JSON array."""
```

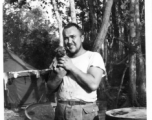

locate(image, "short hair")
[[63, 22, 83, 35]]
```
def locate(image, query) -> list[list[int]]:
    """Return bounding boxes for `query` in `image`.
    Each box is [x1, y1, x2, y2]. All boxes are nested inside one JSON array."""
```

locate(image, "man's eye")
[[64, 37, 68, 40], [71, 36, 75, 39]]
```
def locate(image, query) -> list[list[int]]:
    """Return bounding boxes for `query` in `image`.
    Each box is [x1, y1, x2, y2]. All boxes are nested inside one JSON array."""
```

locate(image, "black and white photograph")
[[2, 0, 152, 120]]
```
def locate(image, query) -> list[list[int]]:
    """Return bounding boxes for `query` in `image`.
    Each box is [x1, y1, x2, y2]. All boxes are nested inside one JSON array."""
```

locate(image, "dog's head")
[[55, 46, 66, 58]]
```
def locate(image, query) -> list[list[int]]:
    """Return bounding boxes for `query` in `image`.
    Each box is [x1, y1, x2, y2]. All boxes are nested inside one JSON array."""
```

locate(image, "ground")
[[4, 103, 56, 120], [4, 108, 28, 120]]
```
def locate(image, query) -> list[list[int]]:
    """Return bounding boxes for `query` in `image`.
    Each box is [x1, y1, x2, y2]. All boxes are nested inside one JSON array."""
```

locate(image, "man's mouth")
[[68, 44, 75, 49]]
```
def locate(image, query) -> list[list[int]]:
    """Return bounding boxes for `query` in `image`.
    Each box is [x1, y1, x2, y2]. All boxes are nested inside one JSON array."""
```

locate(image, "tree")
[[92, 0, 113, 53], [69, 0, 76, 23], [52, 0, 63, 46], [126, 0, 146, 107], [135, 0, 146, 107], [3, 1, 60, 69], [21, 28, 59, 69], [3, 3, 28, 54], [128, 0, 139, 106]]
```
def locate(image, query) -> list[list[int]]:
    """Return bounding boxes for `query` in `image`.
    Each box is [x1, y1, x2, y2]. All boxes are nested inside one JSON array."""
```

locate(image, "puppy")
[[49, 46, 67, 73]]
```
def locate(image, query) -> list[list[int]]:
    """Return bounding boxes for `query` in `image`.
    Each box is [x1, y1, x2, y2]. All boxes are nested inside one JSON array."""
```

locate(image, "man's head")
[[63, 23, 84, 57]]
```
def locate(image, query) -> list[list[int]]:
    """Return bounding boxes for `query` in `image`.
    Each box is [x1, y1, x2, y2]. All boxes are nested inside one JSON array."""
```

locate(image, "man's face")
[[63, 26, 84, 55]]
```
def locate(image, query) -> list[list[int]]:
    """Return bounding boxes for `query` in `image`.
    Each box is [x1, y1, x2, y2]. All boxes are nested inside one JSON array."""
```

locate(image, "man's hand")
[[57, 56, 74, 71], [47, 59, 67, 92], [50, 61, 67, 78]]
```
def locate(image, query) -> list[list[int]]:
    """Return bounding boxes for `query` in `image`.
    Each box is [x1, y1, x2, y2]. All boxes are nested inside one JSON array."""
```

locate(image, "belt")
[[58, 100, 93, 106]]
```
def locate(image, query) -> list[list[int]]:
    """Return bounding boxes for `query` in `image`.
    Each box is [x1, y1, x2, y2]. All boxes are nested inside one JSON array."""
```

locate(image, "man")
[[47, 23, 106, 120]]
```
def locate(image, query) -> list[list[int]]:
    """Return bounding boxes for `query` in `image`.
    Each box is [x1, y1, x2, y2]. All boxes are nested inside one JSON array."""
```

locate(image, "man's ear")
[[81, 35, 84, 42]]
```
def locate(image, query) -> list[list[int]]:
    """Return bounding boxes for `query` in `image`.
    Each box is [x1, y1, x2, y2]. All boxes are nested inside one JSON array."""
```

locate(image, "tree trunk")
[[88, 0, 97, 42], [52, 0, 63, 46], [129, 54, 138, 106], [111, 1, 119, 61], [104, 39, 108, 66], [69, 0, 76, 23], [118, 1, 125, 60], [92, 0, 113, 52], [135, 0, 146, 107], [129, 0, 139, 106]]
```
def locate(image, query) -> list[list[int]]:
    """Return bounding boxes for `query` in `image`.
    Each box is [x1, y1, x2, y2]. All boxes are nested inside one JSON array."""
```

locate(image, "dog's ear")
[[55, 47, 58, 53]]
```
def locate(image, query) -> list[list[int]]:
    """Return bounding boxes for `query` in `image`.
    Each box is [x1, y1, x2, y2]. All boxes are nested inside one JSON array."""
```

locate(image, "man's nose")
[[68, 38, 73, 43]]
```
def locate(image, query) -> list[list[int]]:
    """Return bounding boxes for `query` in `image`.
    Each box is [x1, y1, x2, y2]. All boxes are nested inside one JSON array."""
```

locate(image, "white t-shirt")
[[57, 51, 106, 102]]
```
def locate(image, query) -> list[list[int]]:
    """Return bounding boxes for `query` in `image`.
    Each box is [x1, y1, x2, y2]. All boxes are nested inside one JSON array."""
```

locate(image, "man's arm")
[[70, 65, 104, 92], [47, 71, 63, 90], [47, 59, 67, 92], [57, 56, 104, 92]]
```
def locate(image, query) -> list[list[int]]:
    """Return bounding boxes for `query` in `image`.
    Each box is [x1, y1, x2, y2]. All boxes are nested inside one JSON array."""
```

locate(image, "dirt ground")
[[4, 108, 28, 120], [4, 103, 56, 120]]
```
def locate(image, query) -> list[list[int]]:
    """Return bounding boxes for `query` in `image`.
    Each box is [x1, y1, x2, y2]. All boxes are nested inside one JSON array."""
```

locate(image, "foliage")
[[3, 3, 28, 54], [21, 28, 59, 69], [3, 2, 60, 69]]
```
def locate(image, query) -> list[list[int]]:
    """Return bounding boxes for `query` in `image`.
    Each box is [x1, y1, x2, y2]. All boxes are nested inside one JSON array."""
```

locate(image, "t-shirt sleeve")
[[88, 52, 106, 77]]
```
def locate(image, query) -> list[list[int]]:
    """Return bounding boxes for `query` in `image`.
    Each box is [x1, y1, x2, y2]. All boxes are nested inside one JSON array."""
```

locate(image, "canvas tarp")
[[4, 49, 46, 108]]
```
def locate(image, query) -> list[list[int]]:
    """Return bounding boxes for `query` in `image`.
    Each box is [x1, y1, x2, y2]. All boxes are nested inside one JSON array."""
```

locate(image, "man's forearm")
[[47, 71, 63, 90], [69, 66, 101, 92]]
